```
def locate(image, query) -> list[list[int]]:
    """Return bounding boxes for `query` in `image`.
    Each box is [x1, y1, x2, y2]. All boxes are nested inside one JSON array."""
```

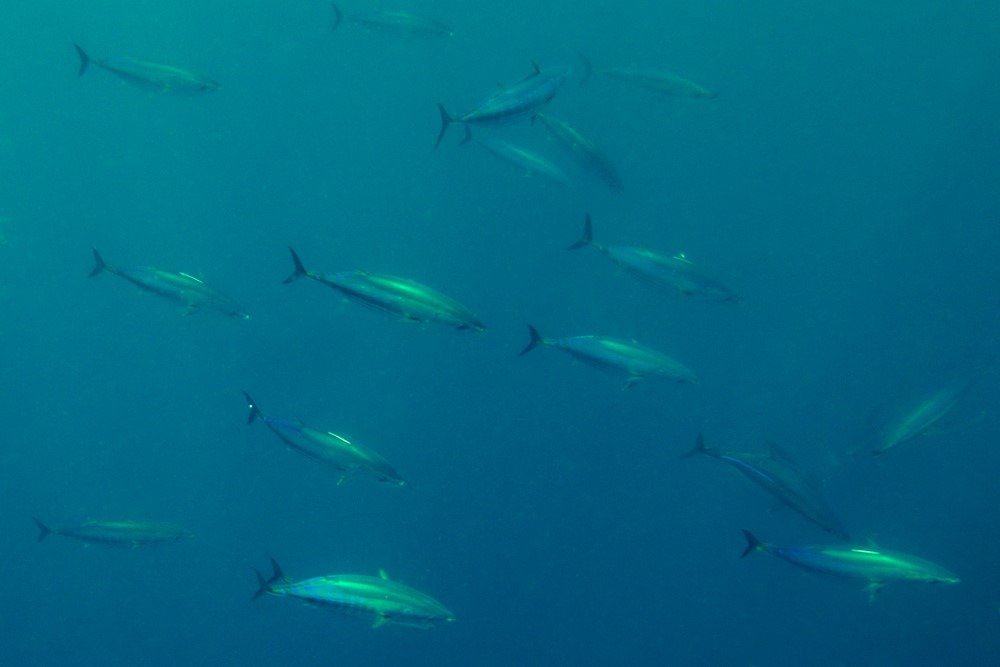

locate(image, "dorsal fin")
[[378, 569, 390, 580], [530, 60, 541, 75]]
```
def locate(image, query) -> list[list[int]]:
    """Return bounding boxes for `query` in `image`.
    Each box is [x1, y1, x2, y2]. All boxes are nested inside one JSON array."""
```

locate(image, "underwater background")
[[0, 1, 998, 664]]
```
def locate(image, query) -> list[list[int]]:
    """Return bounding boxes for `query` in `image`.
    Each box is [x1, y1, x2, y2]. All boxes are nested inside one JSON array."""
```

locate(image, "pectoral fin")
[[372, 615, 389, 629], [865, 581, 884, 603], [623, 376, 643, 390]]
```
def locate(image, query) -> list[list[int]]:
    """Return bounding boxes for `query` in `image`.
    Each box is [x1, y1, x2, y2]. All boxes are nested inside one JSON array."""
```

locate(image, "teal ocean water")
[[0, 2, 997, 664]]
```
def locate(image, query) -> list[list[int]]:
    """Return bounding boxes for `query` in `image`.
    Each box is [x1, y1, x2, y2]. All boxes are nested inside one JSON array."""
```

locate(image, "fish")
[[684, 435, 849, 539], [435, 62, 571, 147], [282, 248, 485, 331], [253, 558, 456, 629], [581, 58, 716, 99], [33, 518, 191, 547], [872, 382, 967, 456], [740, 530, 960, 600], [518, 325, 696, 388], [568, 215, 739, 303], [461, 127, 570, 186], [88, 249, 250, 320], [73, 44, 219, 94], [532, 112, 622, 193], [331, 5, 453, 38], [243, 393, 405, 486]]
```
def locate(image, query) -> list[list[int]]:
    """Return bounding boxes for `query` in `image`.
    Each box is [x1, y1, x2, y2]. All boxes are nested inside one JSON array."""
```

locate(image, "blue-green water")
[[1, 1, 998, 664]]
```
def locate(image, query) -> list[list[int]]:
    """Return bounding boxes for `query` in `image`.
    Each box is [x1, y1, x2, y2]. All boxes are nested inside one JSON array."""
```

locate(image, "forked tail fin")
[[331, 4, 344, 31], [519, 325, 544, 356], [434, 104, 454, 149], [88, 248, 107, 277], [33, 517, 52, 543], [681, 433, 712, 459], [243, 392, 262, 425], [73, 44, 91, 76], [252, 557, 285, 600], [740, 530, 763, 558], [568, 214, 594, 250], [283, 247, 309, 284]]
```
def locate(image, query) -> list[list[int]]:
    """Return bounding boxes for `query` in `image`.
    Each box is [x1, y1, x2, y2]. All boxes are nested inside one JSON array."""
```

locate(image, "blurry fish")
[[685, 435, 849, 539], [435, 62, 571, 147], [88, 249, 250, 320], [569, 215, 739, 303], [461, 127, 570, 185], [33, 518, 191, 547], [581, 58, 716, 99], [73, 44, 219, 94], [332, 5, 454, 38], [532, 112, 622, 193], [243, 392, 405, 486], [519, 324, 696, 388], [740, 530, 960, 600], [253, 558, 456, 629], [872, 382, 967, 456], [282, 247, 485, 331]]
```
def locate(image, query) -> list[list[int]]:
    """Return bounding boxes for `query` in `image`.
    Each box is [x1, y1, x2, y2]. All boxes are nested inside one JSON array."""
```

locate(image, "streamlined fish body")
[[435, 63, 570, 147], [283, 248, 484, 331], [533, 112, 622, 193], [74, 45, 218, 94], [88, 249, 249, 319], [874, 383, 965, 455], [599, 65, 715, 98], [520, 325, 695, 387], [686, 435, 848, 539], [740, 531, 959, 598], [464, 129, 570, 185], [569, 216, 739, 302], [254, 559, 455, 629], [332, 5, 453, 38], [243, 393, 404, 486], [34, 518, 190, 547]]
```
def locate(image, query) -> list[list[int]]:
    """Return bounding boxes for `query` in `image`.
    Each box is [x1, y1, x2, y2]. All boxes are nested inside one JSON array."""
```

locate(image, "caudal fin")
[[33, 517, 52, 543], [681, 433, 711, 459], [243, 392, 262, 424], [283, 247, 308, 284], [252, 557, 284, 600], [73, 44, 91, 76], [568, 214, 594, 250], [88, 248, 106, 277], [434, 104, 454, 149], [519, 325, 544, 356], [740, 530, 763, 558], [331, 4, 343, 31]]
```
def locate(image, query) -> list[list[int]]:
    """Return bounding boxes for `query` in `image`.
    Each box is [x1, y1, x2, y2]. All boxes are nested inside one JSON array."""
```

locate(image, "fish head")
[[199, 79, 221, 92]]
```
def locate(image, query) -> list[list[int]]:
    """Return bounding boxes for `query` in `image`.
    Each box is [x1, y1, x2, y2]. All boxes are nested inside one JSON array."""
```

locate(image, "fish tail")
[[740, 530, 763, 558], [33, 517, 52, 543], [88, 248, 106, 277], [519, 325, 544, 356], [242, 392, 262, 425], [568, 214, 594, 250], [681, 433, 711, 459], [73, 43, 90, 76], [252, 557, 284, 600], [283, 247, 309, 284], [434, 104, 454, 149], [331, 4, 343, 31]]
